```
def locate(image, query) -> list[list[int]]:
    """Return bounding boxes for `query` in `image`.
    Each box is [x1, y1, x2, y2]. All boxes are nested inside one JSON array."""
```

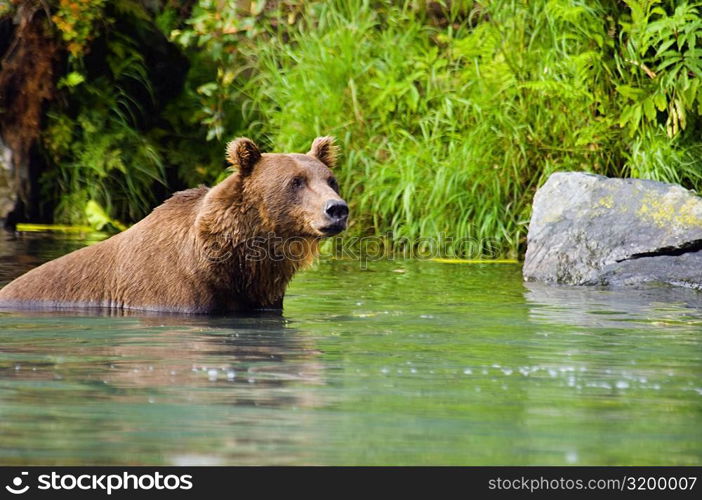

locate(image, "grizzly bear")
[[0, 137, 348, 313]]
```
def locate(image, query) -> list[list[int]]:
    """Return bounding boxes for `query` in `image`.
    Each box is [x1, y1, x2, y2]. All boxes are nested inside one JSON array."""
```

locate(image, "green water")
[[0, 235, 700, 465]]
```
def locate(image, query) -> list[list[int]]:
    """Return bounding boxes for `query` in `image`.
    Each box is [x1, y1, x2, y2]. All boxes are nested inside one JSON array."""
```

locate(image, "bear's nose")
[[324, 200, 349, 221]]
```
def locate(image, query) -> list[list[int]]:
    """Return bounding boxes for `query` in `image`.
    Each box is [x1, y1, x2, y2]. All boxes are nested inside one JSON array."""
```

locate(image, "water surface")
[[0, 234, 700, 465]]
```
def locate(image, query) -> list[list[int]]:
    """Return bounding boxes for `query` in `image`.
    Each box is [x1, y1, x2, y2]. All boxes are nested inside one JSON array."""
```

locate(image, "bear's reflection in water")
[[0, 309, 325, 411]]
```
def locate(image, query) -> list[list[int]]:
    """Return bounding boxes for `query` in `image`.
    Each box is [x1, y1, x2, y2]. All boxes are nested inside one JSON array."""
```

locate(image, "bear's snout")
[[324, 199, 349, 221], [320, 199, 349, 236]]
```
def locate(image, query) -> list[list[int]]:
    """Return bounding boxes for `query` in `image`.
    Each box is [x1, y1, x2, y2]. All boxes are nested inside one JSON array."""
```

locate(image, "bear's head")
[[225, 136, 349, 238]]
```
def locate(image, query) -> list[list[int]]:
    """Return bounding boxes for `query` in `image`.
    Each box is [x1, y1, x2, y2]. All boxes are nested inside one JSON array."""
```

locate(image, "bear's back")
[[0, 186, 216, 312]]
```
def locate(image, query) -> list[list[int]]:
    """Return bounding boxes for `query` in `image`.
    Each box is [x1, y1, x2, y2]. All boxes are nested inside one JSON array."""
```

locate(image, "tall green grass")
[[223, 0, 702, 257]]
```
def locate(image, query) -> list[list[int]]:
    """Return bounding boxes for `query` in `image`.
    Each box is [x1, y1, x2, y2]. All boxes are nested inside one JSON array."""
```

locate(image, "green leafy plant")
[[617, 0, 702, 138], [41, 0, 167, 229]]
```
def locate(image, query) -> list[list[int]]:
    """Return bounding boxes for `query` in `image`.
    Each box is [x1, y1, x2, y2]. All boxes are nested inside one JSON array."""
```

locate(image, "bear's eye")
[[327, 177, 339, 192], [291, 176, 305, 190]]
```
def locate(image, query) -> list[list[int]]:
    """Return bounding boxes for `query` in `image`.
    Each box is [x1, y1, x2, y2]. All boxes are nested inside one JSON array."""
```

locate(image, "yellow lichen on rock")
[[597, 195, 615, 209], [637, 193, 702, 229]]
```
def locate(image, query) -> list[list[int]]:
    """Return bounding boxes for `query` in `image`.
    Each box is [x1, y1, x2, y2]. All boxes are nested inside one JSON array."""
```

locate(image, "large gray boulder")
[[523, 172, 702, 289]]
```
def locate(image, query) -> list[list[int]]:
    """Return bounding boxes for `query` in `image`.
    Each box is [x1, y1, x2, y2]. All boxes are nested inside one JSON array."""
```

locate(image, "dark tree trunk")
[[0, 1, 59, 228]]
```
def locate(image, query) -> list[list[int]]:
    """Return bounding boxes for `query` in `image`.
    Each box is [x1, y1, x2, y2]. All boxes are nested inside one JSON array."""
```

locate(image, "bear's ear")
[[226, 137, 261, 176], [308, 136, 339, 168]]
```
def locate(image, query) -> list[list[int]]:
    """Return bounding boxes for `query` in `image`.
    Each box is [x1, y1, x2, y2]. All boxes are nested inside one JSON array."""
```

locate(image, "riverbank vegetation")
[[1, 0, 701, 257]]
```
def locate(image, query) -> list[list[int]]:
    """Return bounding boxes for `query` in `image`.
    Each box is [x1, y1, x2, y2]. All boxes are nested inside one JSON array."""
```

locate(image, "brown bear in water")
[[0, 137, 348, 313]]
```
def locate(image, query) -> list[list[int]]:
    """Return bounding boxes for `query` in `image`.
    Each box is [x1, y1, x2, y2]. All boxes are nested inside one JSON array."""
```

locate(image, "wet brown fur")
[[0, 137, 345, 313]]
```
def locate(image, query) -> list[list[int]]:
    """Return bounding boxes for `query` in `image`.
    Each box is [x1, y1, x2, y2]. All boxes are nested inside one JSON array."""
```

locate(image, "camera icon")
[[5, 472, 29, 495]]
